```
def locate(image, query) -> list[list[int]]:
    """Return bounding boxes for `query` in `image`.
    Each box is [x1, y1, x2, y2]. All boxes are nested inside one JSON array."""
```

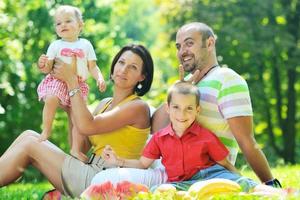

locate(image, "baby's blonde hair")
[[55, 5, 83, 23]]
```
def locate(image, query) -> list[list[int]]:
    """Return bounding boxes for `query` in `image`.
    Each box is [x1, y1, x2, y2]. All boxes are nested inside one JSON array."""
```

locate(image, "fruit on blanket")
[[175, 191, 192, 200], [81, 181, 149, 200], [188, 178, 241, 199], [115, 180, 149, 199], [42, 189, 61, 200], [154, 184, 177, 193], [81, 181, 116, 200]]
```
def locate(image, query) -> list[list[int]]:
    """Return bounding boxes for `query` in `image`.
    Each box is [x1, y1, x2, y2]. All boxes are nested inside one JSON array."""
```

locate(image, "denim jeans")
[[151, 164, 258, 192]]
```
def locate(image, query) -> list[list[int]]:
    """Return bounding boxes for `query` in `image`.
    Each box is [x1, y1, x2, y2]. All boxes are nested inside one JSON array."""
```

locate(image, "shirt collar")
[[157, 121, 201, 137]]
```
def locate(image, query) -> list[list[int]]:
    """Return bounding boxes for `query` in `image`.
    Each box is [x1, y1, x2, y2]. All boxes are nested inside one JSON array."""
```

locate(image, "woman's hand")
[[52, 56, 78, 87]]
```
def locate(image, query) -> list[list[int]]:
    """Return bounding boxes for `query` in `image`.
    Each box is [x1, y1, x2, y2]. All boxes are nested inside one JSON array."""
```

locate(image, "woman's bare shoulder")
[[122, 98, 150, 119]]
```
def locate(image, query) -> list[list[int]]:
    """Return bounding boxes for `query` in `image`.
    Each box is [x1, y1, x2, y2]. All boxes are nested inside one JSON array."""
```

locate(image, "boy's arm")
[[102, 145, 154, 169], [217, 158, 241, 175], [88, 60, 106, 92], [117, 156, 154, 169]]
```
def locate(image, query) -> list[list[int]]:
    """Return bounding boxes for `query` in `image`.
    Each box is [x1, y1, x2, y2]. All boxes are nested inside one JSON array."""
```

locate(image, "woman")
[[0, 44, 153, 197]]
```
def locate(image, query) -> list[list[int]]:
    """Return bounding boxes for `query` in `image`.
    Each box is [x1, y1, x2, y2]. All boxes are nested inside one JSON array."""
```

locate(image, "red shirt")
[[143, 122, 229, 182]]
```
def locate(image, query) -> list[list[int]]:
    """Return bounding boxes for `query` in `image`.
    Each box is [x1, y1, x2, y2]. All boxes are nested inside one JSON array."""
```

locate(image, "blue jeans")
[[151, 164, 258, 192]]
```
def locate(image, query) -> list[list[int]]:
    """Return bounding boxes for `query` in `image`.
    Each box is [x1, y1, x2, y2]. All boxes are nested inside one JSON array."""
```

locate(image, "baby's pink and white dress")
[[37, 39, 97, 107], [37, 74, 89, 107]]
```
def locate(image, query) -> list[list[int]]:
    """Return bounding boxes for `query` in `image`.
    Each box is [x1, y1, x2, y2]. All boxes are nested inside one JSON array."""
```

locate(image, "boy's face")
[[167, 92, 200, 135], [54, 11, 82, 42]]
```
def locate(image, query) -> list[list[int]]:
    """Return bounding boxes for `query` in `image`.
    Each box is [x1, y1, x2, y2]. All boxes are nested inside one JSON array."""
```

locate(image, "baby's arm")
[[88, 60, 106, 92], [217, 158, 241, 175], [102, 145, 154, 169]]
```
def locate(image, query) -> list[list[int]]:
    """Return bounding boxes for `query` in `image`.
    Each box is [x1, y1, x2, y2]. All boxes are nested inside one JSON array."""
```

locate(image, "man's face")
[[176, 27, 209, 73]]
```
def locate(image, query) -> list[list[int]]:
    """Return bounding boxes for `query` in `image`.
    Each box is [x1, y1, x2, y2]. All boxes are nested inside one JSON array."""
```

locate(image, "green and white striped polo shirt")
[[188, 66, 253, 164]]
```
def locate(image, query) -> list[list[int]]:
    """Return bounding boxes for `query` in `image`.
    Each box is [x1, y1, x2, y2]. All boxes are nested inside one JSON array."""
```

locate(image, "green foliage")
[[0, 182, 51, 200]]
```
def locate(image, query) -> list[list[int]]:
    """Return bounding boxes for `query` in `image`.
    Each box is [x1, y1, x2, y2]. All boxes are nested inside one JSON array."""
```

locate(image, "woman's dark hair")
[[110, 44, 154, 96]]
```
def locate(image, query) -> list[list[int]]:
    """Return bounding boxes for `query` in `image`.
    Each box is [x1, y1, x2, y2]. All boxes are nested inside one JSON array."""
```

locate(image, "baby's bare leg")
[[39, 95, 60, 141], [69, 111, 88, 162], [70, 127, 89, 163]]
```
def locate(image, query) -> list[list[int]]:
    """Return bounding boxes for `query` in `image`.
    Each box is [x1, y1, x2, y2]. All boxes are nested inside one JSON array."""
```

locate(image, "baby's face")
[[54, 11, 82, 42], [167, 92, 200, 134]]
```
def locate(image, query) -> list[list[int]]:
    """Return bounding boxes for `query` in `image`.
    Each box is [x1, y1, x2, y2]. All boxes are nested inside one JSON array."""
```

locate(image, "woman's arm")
[[52, 57, 150, 135]]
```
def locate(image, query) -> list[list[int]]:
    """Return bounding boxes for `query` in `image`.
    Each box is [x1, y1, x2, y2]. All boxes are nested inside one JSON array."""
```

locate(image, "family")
[[0, 5, 283, 198]]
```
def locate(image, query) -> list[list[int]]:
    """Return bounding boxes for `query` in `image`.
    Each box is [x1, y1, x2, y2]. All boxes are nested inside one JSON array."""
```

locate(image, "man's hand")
[[179, 64, 201, 84]]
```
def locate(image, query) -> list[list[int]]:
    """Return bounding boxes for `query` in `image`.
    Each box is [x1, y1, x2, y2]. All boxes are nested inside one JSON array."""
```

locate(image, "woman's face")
[[112, 50, 145, 89]]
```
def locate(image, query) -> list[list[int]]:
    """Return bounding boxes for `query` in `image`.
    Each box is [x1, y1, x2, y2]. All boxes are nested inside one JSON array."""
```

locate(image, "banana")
[[188, 178, 241, 199]]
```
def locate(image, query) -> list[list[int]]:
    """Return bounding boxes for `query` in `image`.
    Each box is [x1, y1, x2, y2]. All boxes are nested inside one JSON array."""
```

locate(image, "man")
[[152, 22, 281, 187]]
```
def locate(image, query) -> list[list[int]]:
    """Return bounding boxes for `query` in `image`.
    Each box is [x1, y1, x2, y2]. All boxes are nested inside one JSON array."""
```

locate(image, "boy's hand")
[[97, 78, 106, 92], [102, 145, 117, 165]]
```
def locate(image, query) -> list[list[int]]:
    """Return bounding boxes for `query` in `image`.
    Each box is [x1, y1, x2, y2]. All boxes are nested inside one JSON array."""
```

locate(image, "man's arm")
[[217, 158, 240, 175], [228, 116, 273, 182], [151, 103, 169, 134]]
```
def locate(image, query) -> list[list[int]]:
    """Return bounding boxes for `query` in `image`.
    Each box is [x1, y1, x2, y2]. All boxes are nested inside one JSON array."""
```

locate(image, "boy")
[[102, 81, 272, 192]]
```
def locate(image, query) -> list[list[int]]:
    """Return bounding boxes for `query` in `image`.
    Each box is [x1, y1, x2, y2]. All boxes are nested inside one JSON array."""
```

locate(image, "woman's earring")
[[137, 83, 142, 89]]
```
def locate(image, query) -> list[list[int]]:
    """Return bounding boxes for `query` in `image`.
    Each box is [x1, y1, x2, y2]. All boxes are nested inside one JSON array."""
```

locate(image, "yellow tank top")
[[89, 94, 150, 159]]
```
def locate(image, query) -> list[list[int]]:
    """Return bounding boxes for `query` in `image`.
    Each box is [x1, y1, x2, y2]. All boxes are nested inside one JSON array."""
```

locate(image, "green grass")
[[0, 182, 52, 200], [1, 165, 299, 199]]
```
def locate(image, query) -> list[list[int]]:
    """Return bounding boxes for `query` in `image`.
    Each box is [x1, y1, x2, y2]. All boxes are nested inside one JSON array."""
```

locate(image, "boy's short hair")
[[167, 81, 200, 106]]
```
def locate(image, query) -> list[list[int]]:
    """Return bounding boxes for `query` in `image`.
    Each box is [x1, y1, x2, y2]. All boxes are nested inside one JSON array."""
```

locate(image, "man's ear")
[[206, 36, 215, 51]]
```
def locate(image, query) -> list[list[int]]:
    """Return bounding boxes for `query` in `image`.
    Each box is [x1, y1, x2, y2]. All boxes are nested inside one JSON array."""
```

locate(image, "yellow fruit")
[[188, 178, 241, 199], [154, 184, 177, 193], [175, 191, 192, 200]]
